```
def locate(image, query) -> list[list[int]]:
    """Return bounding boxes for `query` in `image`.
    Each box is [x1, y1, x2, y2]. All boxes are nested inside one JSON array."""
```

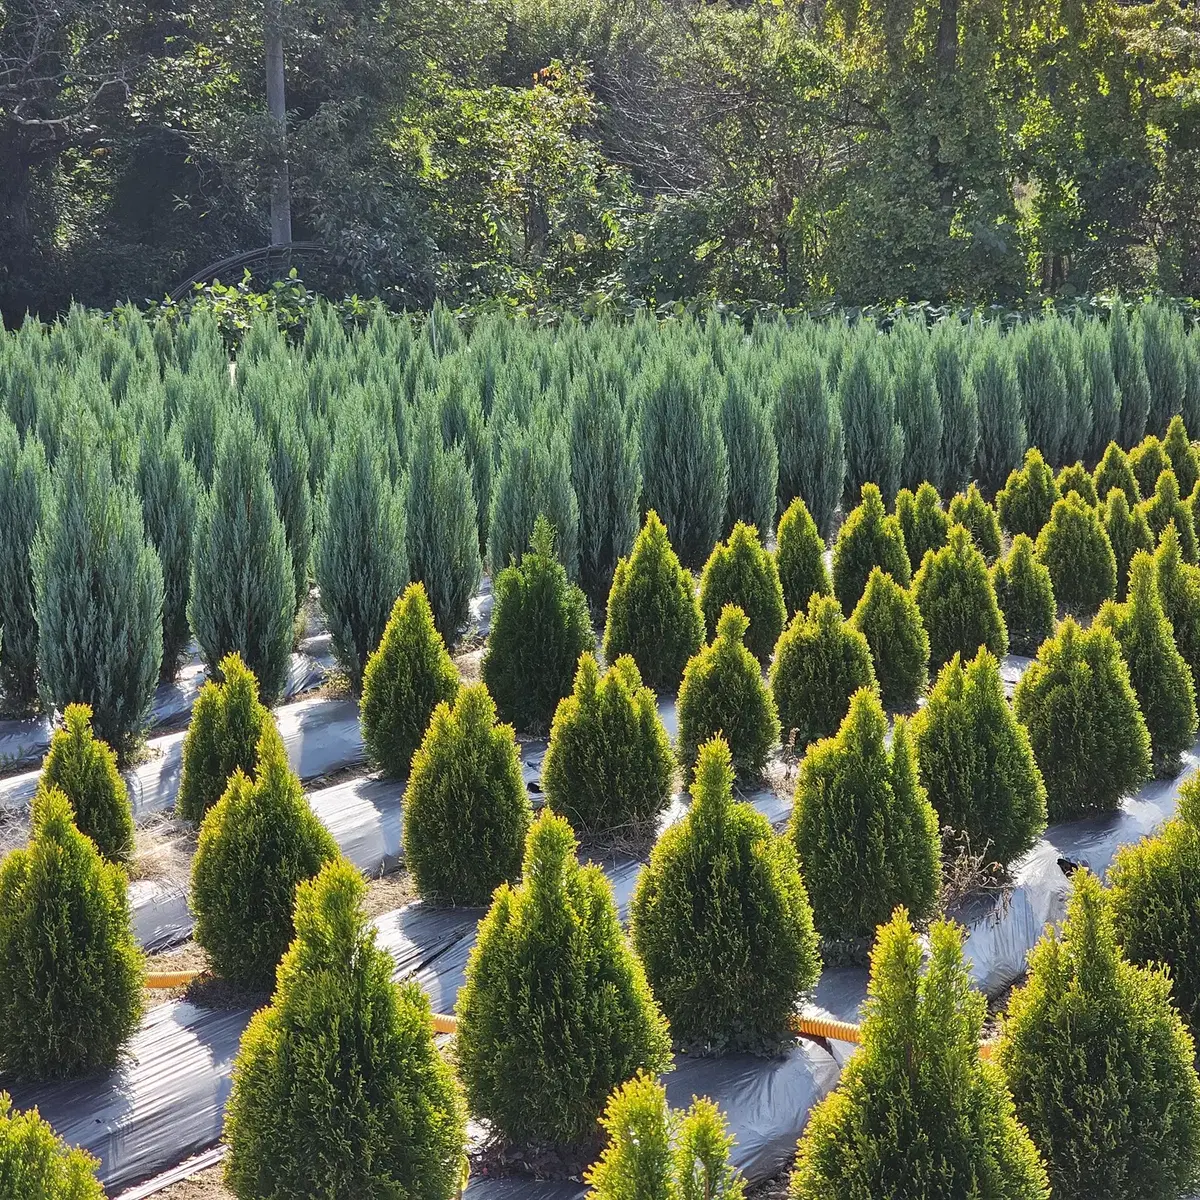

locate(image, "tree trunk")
[[265, 0, 292, 246], [0, 125, 37, 319]]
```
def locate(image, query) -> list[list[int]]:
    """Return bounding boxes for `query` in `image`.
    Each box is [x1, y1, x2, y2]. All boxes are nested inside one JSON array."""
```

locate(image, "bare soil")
[[152, 1163, 233, 1199]]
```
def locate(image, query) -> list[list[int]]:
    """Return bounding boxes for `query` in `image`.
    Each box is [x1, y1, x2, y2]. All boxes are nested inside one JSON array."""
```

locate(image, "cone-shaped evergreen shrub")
[[568, 373, 640, 614], [0, 420, 46, 709], [849, 568, 928, 711], [721, 371, 778, 537], [839, 333, 904, 504], [1164, 415, 1199, 497], [542, 654, 672, 837], [1113, 299, 1152, 447], [177, 652, 284, 822], [789, 690, 940, 946], [315, 410, 408, 691], [990, 534, 1056, 657], [406, 414, 482, 648], [775, 495, 831, 618], [1095, 441, 1142, 509], [135, 415, 198, 681], [1157, 522, 1200, 687], [603, 511, 705, 694], [913, 523, 1009, 670], [1035, 494, 1117, 616], [1096, 552, 1198, 777], [0, 1093, 104, 1198], [0, 787, 142, 1079], [39, 704, 133, 862], [831, 483, 910, 615], [972, 330, 1027, 496], [223, 858, 467, 1200], [913, 650, 1047, 869], [1103, 486, 1155, 598], [895, 481, 950, 573], [191, 735, 338, 988], [790, 909, 1050, 1200], [360, 582, 459, 778], [403, 683, 530, 905], [638, 350, 729, 570], [481, 516, 593, 733], [34, 431, 164, 754], [947, 482, 1003, 561], [1141, 468, 1199, 562], [677, 605, 779, 781], [774, 349, 845, 540], [770, 593, 877, 754], [488, 419, 580, 579], [1109, 772, 1200, 1034], [587, 1074, 745, 1200], [631, 736, 820, 1053], [190, 413, 294, 705], [998, 869, 1200, 1200], [455, 810, 672, 1145], [698, 522, 786, 665], [997, 448, 1060, 539], [1013, 618, 1151, 820], [1055, 461, 1098, 507], [1131, 434, 1170, 500]]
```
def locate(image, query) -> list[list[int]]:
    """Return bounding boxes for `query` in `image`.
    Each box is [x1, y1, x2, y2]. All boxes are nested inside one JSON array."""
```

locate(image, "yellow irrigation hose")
[[790, 1013, 863, 1044], [145, 969, 203, 989]]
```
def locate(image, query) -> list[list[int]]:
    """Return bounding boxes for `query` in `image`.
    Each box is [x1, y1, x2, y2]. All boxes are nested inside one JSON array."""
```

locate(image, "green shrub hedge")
[[849, 568, 928, 711], [775, 495, 832, 618], [542, 654, 672, 837], [403, 683, 530, 905], [946, 483, 1003, 562], [831, 482, 911, 615], [1156, 523, 1200, 689], [631, 736, 821, 1053], [1165, 415, 1199, 497], [454, 810, 671, 1145], [223, 859, 468, 1200], [698, 521, 787, 665], [1035, 494, 1117, 617], [990, 534, 1055, 657]]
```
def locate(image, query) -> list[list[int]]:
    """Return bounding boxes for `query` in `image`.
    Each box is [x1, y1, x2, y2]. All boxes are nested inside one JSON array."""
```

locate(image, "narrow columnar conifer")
[[892, 334, 943, 493], [1141, 468, 1199, 561], [972, 330, 1027, 496], [775, 495, 832, 618], [790, 910, 1049, 1200], [1157, 523, 1200, 687], [789, 690, 940, 946], [839, 333, 903, 504], [1130, 434, 1170, 499], [1013, 618, 1151, 821], [631, 736, 821, 1054], [849, 567, 928, 712], [1164, 415, 1199, 497], [831, 482, 911, 615], [1113, 299, 1152, 446], [990, 534, 1056, 657], [932, 318, 979, 494], [1103, 486, 1155, 597], [1083, 316, 1121, 461], [1142, 301, 1189, 436], [947, 483, 1003, 561], [721, 370, 778, 538], [1013, 320, 1068, 466], [999, 869, 1200, 1200]]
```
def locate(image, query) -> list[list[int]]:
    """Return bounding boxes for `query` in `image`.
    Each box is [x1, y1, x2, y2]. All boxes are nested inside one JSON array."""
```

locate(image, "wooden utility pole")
[[265, 0, 292, 246]]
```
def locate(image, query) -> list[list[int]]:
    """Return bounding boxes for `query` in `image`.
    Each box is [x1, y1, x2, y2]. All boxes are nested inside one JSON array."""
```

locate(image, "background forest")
[[3, 0, 1200, 321]]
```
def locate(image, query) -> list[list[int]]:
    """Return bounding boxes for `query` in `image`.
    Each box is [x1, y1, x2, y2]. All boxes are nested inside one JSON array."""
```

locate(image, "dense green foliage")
[[454, 810, 671, 1145], [997, 448, 1060, 540], [481, 516, 594, 733], [677, 605, 780, 780], [913, 650, 1047, 869], [1035, 495, 1118, 617], [1095, 442, 1142, 509], [831, 483, 911, 616], [1013, 619, 1152, 821], [775, 495, 832, 618], [1165, 416, 1199, 497], [913, 524, 1009, 670], [1141, 469, 1199, 562], [1156, 523, 1200, 688], [770, 593, 877, 754], [998, 870, 1200, 1200], [895, 482, 950, 572], [604, 511, 705, 694], [991, 535, 1056, 657], [39, 704, 134, 862], [586, 1075, 745, 1200], [698, 521, 787, 665], [789, 689, 939, 946], [791, 909, 1049, 1200], [1130, 435, 1171, 501], [631, 736, 821, 1054], [402, 683, 531, 905], [191, 734, 339, 988], [849, 568, 929, 712], [0, 1093, 104, 1199], [947, 483, 1003, 562], [542, 654, 672, 836], [0, 788, 143, 1080], [223, 859, 468, 1200], [1103, 487, 1156, 598], [360, 582, 460, 778], [1055, 462, 1097, 507], [1096, 552, 1198, 777], [177, 653, 285, 822]]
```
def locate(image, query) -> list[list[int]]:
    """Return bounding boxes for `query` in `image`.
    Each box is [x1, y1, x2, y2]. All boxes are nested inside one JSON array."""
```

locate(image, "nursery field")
[[5, 300, 1200, 1200]]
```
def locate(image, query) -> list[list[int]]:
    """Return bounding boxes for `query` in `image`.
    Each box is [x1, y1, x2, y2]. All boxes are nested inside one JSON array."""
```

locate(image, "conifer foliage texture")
[[990, 534, 1056, 657], [223, 859, 468, 1200], [831, 483, 911, 616], [775, 495, 832, 618], [0, 1093, 103, 1200], [849, 567, 929, 711], [1035, 495, 1117, 617], [698, 521, 787, 665], [454, 810, 672, 1145], [631, 737, 821, 1053]]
